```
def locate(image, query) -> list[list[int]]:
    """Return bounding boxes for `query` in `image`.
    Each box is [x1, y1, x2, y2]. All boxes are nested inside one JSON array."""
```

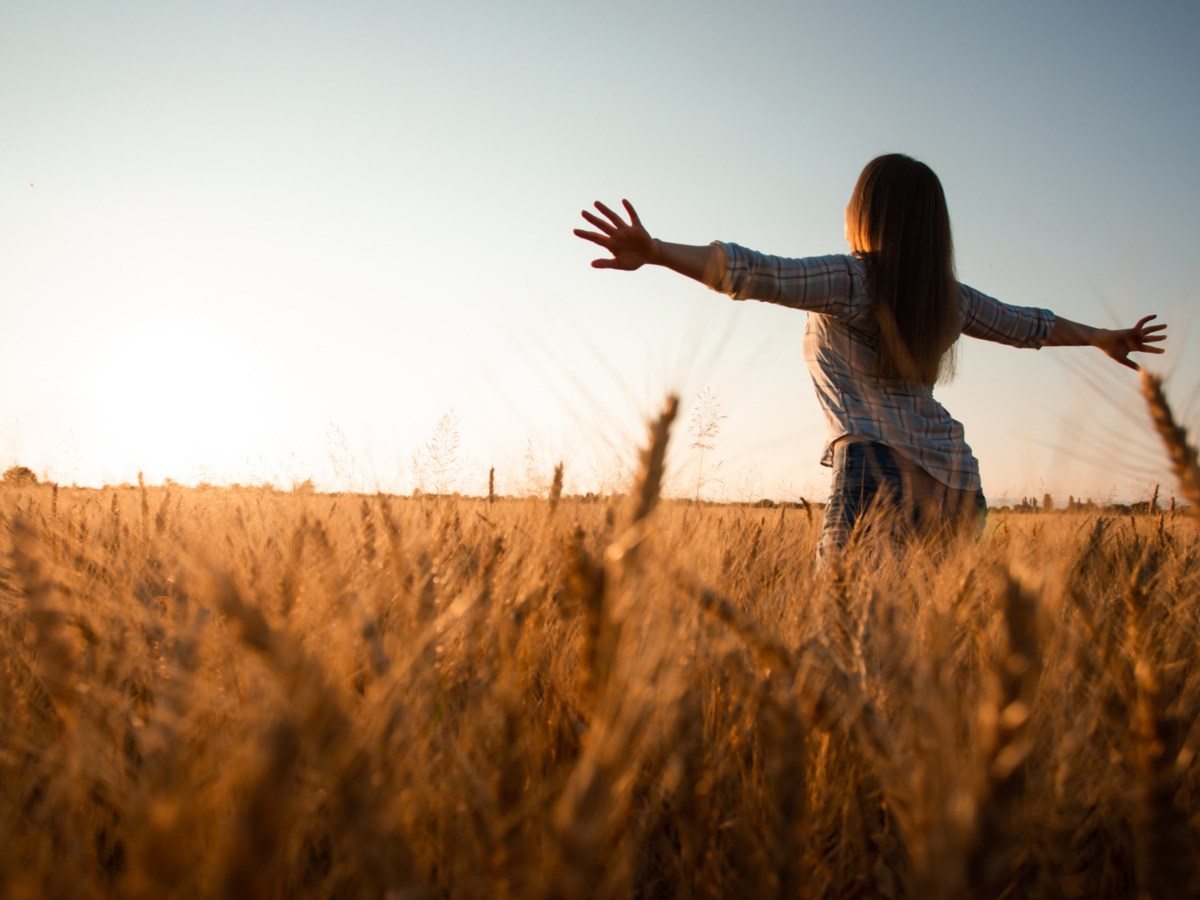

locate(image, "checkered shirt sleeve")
[[959, 284, 1055, 348]]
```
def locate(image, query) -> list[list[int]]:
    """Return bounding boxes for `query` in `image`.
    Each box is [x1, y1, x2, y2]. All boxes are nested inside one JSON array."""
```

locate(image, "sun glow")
[[73, 312, 284, 485]]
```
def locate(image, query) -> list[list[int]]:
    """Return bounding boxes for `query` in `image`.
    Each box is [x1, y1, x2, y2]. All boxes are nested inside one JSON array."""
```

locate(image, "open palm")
[[573, 200, 656, 270], [1099, 314, 1168, 370]]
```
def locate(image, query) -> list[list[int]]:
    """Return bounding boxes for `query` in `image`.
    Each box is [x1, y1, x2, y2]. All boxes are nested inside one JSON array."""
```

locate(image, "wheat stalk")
[[967, 572, 1042, 897], [1125, 558, 1195, 896]]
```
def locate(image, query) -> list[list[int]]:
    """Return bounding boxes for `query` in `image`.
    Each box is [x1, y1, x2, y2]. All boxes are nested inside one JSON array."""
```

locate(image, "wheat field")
[[2, 386, 1199, 898]]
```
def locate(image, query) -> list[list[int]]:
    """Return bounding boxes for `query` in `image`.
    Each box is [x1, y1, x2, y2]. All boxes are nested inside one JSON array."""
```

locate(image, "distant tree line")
[[1006, 489, 1181, 515]]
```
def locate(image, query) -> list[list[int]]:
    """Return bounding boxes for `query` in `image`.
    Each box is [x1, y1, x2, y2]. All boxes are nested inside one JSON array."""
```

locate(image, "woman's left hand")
[[1095, 314, 1168, 370]]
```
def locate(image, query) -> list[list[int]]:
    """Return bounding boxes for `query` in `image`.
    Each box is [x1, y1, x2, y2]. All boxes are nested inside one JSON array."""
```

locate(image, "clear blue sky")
[[2, 0, 1197, 502]]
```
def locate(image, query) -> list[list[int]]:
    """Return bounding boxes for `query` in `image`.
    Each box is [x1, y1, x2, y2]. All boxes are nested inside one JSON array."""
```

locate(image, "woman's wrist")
[[648, 238, 664, 266]]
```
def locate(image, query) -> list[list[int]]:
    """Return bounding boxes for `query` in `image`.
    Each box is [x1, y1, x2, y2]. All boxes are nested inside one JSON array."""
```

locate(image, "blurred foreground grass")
[[1, 478, 1198, 898]]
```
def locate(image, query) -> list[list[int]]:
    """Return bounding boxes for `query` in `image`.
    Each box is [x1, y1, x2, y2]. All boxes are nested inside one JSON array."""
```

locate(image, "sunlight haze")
[[3, 0, 1197, 503]]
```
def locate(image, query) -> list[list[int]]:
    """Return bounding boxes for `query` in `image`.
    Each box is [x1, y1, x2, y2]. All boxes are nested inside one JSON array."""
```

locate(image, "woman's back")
[[711, 243, 1055, 493]]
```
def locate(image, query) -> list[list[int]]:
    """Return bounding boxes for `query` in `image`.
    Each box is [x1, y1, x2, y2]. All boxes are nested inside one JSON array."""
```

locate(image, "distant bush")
[[2, 465, 37, 487]]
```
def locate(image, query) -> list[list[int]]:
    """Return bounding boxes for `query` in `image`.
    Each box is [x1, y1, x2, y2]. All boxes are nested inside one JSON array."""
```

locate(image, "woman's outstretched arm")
[[574, 200, 720, 284], [1045, 314, 1167, 370]]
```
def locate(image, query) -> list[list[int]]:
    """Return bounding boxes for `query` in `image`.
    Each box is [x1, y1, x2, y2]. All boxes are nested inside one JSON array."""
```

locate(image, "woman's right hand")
[[574, 199, 658, 270]]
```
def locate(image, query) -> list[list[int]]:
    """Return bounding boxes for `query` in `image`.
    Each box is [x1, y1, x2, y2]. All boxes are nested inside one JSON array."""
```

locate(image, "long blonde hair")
[[846, 154, 960, 386]]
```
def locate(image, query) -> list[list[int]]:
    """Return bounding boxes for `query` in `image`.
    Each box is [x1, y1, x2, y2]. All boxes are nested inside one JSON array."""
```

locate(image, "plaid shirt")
[[709, 242, 1056, 492]]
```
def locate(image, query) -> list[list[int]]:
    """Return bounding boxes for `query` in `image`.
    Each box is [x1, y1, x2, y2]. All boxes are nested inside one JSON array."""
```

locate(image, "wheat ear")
[[630, 395, 678, 526], [1140, 371, 1200, 513], [606, 395, 678, 568], [549, 463, 564, 513]]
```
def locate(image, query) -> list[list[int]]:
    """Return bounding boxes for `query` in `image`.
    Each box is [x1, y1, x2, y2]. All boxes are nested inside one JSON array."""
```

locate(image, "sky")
[[2, 0, 1198, 503]]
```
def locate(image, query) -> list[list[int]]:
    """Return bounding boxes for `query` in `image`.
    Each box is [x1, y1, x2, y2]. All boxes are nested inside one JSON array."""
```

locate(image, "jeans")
[[818, 440, 986, 562]]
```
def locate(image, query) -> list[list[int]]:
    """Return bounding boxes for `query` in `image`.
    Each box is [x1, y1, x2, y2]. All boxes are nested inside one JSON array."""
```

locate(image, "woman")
[[574, 154, 1167, 559]]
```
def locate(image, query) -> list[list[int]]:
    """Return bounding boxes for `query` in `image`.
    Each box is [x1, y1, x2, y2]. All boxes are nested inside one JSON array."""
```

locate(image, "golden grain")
[[0, 405, 1197, 897]]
